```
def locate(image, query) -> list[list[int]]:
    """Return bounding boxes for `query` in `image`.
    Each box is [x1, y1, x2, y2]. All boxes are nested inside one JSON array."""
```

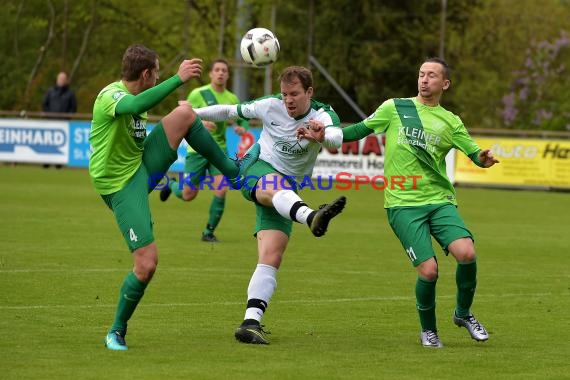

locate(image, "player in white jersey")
[[195, 66, 346, 344], [247, 96, 332, 183]]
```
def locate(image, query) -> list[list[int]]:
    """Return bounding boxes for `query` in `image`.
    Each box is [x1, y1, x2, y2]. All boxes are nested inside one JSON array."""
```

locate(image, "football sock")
[[272, 190, 314, 224], [203, 195, 225, 235], [110, 272, 148, 332], [168, 179, 183, 199], [184, 118, 238, 179], [416, 276, 437, 331], [244, 264, 277, 322], [455, 260, 477, 318]]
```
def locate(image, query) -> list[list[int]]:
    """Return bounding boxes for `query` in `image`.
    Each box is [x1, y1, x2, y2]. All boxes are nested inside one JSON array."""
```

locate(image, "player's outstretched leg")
[[308, 196, 347, 237], [453, 312, 489, 341]]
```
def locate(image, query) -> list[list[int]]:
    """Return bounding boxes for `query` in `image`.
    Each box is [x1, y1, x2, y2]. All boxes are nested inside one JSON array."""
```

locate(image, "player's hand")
[[296, 119, 325, 142], [178, 100, 193, 109], [233, 126, 246, 136], [203, 121, 217, 132], [478, 149, 499, 167], [177, 58, 203, 82]]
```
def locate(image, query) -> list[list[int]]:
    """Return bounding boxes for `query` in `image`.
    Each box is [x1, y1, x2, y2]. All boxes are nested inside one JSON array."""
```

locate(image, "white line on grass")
[[1, 268, 568, 278], [0, 292, 563, 311], [0, 268, 398, 276]]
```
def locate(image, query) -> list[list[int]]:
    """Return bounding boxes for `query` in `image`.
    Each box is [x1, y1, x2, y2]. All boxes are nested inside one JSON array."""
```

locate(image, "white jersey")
[[237, 96, 340, 182]]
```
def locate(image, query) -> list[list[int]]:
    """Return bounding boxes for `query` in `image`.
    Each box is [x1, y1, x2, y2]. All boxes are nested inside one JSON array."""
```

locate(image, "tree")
[[446, 0, 570, 129], [1, 0, 569, 132], [501, 32, 570, 130]]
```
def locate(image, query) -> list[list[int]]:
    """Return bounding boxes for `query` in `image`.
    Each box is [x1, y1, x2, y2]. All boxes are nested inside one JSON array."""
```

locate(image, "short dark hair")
[[278, 66, 313, 91], [121, 44, 158, 81], [210, 58, 230, 72], [424, 57, 451, 81]]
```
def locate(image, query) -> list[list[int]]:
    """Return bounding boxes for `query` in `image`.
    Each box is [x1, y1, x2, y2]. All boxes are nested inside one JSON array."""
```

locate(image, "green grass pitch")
[[0, 165, 568, 379]]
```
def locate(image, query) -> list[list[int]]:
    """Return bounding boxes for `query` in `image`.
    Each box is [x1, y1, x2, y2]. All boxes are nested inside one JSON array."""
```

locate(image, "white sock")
[[244, 264, 277, 322], [272, 190, 314, 224]]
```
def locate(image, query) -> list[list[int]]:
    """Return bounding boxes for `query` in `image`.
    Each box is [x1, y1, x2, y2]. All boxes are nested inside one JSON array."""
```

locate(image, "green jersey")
[[89, 81, 147, 195], [186, 84, 241, 153], [363, 97, 480, 208]]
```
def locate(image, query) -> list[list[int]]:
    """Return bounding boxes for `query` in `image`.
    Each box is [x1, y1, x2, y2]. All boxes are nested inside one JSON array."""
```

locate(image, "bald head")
[[56, 72, 69, 87]]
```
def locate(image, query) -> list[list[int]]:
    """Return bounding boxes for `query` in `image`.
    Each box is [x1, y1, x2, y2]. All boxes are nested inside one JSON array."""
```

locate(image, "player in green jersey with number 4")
[[335, 57, 499, 348], [89, 45, 258, 351], [160, 59, 249, 243]]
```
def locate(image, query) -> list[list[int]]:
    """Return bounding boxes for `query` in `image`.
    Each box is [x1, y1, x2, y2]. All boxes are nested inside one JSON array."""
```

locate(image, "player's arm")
[[228, 93, 250, 131], [298, 120, 343, 149], [116, 58, 202, 115], [341, 122, 374, 142], [195, 104, 239, 121], [468, 150, 499, 168], [115, 75, 183, 115], [454, 121, 499, 168], [186, 89, 220, 131], [342, 100, 391, 142], [322, 126, 343, 148], [297, 107, 342, 148]]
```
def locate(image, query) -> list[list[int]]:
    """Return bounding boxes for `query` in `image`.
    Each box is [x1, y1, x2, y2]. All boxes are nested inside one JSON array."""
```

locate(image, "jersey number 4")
[[406, 246, 417, 261], [129, 228, 138, 242]]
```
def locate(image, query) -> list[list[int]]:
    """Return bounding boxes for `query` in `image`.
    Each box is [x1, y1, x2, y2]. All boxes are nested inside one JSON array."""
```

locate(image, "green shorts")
[[386, 203, 474, 267], [183, 152, 223, 186], [101, 123, 177, 252], [240, 159, 296, 237]]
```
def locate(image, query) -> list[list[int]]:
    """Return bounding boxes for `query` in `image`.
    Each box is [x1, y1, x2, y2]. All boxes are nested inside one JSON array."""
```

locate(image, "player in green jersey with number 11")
[[316, 57, 499, 348]]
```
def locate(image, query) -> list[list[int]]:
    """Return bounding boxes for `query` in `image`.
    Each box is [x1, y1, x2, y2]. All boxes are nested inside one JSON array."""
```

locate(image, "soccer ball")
[[240, 28, 280, 67]]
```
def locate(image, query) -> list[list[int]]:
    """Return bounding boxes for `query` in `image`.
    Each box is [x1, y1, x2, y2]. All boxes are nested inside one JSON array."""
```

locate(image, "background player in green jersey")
[[336, 57, 499, 348], [160, 59, 249, 242], [89, 45, 258, 351], [195, 66, 346, 344]]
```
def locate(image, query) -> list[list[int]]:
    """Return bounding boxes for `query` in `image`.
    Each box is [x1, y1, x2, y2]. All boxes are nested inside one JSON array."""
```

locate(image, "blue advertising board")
[[0, 119, 69, 164], [67, 120, 260, 172]]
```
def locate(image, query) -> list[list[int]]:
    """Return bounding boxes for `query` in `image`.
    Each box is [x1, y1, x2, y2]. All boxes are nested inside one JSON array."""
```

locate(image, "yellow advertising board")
[[454, 137, 570, 189]]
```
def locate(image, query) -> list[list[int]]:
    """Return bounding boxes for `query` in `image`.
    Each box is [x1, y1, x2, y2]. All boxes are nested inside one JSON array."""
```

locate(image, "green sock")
[[169, 179, 183, 199], [416, 276, 437, 331], [203, 195, 225, 235], [110, 272, 148, 332], [185, 118, 238, 179], [456, 261, 477, 318]]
